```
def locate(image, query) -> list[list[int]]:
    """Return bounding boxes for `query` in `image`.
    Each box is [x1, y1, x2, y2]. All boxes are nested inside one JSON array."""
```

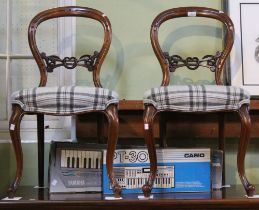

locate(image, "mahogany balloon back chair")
[[142, 7, 255, 197], [8, 6, 121, 198]]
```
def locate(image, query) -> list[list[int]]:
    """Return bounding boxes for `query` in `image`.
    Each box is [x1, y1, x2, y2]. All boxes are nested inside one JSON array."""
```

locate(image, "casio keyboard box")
[[49, 141, 106, 193], [103, 148, 211, 194]]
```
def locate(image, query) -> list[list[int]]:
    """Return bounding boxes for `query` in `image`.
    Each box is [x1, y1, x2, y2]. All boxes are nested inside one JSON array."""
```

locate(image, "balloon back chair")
[[142, 7, 255, 197], [8, 6, 121, 198]]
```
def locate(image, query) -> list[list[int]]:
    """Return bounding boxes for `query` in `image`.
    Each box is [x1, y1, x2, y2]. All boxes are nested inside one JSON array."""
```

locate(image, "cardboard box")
[[103, 148, 211, 194]]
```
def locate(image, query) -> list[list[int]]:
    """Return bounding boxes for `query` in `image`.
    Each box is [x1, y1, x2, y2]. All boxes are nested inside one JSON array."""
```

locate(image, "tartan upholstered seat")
[[143, 85, 250, 112], [11, 86, 119, 115]]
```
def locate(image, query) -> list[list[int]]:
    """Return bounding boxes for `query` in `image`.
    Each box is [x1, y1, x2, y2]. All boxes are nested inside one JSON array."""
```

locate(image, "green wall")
[[0, 143, 50, 196], [76, 0, 223, 99], [0, 144, 11, 195]]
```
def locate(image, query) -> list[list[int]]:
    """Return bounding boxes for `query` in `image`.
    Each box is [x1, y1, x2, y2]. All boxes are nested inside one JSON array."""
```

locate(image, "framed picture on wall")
[[228, 0, 259, 97]]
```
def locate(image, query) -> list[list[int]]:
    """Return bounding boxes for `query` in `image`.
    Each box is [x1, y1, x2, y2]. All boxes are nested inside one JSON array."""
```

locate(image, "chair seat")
[[11, 86, 119, 114], [143, 85, 250, 112]]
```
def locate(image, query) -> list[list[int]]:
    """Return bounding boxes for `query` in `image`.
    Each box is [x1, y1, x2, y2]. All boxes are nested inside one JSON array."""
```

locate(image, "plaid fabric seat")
[[143, 85, 250, 112], [11, 86, 119, 114]]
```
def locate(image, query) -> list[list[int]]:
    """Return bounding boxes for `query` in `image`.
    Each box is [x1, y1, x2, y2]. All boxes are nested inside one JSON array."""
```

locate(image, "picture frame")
[[228, 0, 259, 97]]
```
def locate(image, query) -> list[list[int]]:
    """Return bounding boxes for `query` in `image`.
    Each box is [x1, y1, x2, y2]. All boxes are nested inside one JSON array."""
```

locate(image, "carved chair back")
[[28, 6, 112, 88], [150, 7, 234, 86]]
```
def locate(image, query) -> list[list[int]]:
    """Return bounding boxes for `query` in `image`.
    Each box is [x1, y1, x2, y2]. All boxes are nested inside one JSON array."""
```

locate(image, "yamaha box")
[[49, 142, 104, 193], [103, 148, 211, 194]]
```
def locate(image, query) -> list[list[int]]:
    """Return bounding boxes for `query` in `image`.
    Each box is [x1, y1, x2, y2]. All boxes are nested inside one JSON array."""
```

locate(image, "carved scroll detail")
[[41, 51, 99, 72], [163, 51, 222, 72]]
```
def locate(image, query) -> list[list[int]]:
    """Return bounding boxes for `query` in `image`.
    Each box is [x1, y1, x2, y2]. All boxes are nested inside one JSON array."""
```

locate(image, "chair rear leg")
[[238, 104, 255, 196], [105, 104, 121, 197], [142, 105, 157, 198], [159, 112, 167, 147], [8, 105, 24, 198], [218, 113, 225, 185], [37, 114, 45, 187], [97, 114, 106, 144]]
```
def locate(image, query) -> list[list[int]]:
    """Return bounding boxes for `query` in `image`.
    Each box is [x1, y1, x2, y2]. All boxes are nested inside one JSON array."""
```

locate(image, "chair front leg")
[[238, 104, 255, 196], [142, 105, 157, 198], [105, 104, 121, 197], [8, 105, 24, 198]]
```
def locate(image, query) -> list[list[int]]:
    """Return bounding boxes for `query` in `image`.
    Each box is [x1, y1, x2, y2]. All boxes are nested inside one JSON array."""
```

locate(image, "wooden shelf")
[[119, 99, 259, 111], [1, 185, 259, 210], [77, 99, 259, 140], [119, 100, 144, 110], [251, 100, 259, 110]]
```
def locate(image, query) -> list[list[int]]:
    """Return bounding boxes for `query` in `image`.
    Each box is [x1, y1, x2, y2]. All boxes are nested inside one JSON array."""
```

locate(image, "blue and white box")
[[103, 148, 211, 194]]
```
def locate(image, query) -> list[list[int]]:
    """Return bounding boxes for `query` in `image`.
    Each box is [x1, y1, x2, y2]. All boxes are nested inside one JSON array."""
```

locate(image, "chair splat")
[[163, 51, 222, 72], [41, 51, 99, 72]]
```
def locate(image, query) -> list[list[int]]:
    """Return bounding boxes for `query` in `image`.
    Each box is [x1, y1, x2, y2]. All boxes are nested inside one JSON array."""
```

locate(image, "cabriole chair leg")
[[105, 104, 121, 197], [7, 105, 24, 198], [237, 104, 256, 196], [142, 105, 157, 198]]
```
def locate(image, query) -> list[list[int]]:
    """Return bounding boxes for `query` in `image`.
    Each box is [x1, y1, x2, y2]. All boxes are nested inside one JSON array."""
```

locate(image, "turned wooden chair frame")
[[141, 7, 255, 197], [8, 6, 121, 198]]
